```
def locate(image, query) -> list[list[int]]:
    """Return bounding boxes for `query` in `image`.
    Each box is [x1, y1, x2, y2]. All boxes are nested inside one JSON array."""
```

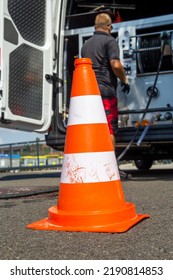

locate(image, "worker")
[[81, 12, 131, 179]]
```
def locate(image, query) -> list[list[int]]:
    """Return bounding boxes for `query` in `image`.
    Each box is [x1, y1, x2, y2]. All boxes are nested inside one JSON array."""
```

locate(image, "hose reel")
[[136, 31, 173, 74]]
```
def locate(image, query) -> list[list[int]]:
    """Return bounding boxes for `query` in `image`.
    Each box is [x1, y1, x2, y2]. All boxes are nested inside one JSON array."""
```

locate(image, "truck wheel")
[[134, 159, 153, 170]]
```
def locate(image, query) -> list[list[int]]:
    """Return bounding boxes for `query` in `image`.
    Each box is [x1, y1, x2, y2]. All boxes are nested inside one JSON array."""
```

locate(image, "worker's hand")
[[121, 80, 130, 94]]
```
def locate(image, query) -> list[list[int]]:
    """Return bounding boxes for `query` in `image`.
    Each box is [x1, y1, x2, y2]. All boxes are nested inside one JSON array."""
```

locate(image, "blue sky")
[[0, 128, 45, 145]]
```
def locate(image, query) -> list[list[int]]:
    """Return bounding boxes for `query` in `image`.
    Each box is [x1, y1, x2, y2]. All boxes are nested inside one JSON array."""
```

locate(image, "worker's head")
[[94, 13, 113, 33]]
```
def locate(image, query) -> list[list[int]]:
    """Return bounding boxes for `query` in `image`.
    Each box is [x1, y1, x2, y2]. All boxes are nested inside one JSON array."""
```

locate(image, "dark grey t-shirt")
[[81, 31, 120, 97]]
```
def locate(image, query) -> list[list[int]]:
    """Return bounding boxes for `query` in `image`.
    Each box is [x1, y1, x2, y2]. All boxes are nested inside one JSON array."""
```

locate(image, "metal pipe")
[[137, 113, 160, 146]]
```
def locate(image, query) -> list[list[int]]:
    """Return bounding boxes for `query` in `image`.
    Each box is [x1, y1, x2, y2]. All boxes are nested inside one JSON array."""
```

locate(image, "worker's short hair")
[[95, 13, 112, 29]]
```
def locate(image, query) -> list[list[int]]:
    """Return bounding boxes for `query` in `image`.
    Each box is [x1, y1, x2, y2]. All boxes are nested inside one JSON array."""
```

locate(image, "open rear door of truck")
[[0, 0, 53, 133]]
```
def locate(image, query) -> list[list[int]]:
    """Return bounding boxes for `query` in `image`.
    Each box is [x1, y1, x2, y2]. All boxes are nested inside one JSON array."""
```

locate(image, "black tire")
[[134, 159, 153, 170]]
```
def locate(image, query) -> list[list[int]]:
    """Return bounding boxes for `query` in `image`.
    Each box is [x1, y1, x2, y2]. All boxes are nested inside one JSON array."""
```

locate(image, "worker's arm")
[[110, 59, 130, 94], [110, 59, 128, 83]]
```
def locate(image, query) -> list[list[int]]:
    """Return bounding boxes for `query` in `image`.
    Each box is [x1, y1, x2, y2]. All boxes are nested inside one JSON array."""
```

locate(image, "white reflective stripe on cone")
[[67, 95, 107, 126], [60, 151, 120, 183]]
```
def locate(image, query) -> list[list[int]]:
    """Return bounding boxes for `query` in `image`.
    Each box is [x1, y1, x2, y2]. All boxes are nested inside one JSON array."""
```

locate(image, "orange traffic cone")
[[27, 58, 149, 233]]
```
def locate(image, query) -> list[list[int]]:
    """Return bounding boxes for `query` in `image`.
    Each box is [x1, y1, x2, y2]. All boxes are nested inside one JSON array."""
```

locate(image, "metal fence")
[[0, 139, 63, 172]]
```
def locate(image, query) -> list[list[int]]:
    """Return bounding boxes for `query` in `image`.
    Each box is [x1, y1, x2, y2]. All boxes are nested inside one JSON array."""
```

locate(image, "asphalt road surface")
[[0, 166, 173, 260]]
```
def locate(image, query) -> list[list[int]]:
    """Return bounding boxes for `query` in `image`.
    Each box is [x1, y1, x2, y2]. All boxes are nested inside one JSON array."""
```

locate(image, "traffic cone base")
[[27, 179, 149, 232], [27, 58, 149, 233], [27, 203, 149, 233]]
